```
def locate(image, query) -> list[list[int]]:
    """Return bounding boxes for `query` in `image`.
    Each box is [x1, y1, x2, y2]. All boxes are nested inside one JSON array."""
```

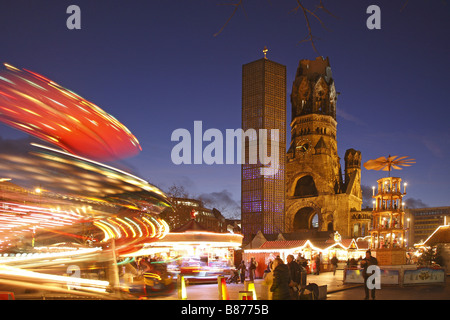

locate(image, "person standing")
[[297, 253, 308, 269], [361, 250, 378, 300], [331, 254, 338, 276], [263, 259, 272, 279], [261, 262, 274, 300], [270, 257, 291, 300], [249, 257, 258, 281], [286, 254, 302, 299], [315, 254, 321, 275], [238, 260, 246, 284]]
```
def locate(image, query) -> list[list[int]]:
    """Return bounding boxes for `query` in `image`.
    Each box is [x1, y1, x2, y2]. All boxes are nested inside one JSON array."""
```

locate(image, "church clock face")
[[296, 138, 311, 155]]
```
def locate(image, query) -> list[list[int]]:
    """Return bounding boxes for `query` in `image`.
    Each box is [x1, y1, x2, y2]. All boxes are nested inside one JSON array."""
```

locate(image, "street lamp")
[[406, 217, 411, 249]]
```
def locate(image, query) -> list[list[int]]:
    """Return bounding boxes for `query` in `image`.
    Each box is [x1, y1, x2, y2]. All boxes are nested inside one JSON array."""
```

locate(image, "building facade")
[[406, 206, 450, 244], [161, 197, 229, 233], [241, 55, 286, 244], [241, 55, 365, 247]]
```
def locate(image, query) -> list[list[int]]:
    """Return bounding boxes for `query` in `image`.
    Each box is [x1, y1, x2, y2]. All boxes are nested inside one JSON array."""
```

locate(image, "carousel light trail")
[[0, 63, 141, 161], [0, 62, 175, 298]]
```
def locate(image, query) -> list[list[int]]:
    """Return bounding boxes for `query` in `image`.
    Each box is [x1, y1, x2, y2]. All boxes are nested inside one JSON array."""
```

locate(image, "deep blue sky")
[[1, 1, 449, 216]]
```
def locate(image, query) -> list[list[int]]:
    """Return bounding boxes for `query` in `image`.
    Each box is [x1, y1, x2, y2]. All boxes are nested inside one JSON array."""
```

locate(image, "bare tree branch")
[[400, 0, 410, 11], [213, 0, 445, 54], [214, 0, 244, 37], [297, 1, 330, 31], [166, 183, 189, 198], [291, 0, 328, 54], [214, 0, 336, 53], [315, 0, 339, 19]]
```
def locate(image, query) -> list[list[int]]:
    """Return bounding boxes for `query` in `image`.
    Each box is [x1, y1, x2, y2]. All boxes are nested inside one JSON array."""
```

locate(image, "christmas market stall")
[[244, 233, 369, 278], [121, 217, 243, 283]]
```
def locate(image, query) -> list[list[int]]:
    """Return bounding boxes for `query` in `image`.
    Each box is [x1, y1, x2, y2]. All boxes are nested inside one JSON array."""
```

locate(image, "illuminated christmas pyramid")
[[364, 155, 415, 265]]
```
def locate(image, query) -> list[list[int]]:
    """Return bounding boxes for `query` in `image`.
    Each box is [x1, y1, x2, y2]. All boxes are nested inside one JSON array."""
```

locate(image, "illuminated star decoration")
[[363, 155, 416, 176], [0, 63, 141, 161]]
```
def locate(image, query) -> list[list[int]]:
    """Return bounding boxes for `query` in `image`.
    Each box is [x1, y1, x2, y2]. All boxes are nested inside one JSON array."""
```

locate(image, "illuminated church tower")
[[285, 57, 362, 237]]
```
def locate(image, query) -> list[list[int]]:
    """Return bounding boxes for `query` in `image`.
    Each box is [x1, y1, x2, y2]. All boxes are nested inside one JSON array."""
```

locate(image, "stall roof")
[[355, 240, 370, 250], [423, 225, 450, 246], [260, 240, 308, 250], [257, 239, 330, 251], [249, 238, 370, 253]]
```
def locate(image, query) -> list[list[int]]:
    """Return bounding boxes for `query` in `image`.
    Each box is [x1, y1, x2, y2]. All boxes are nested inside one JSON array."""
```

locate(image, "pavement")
[[156, 269, 450, 300], [10, 269, 449, 300], [160, 269, 362, 300], [327, 280, 450, 300]]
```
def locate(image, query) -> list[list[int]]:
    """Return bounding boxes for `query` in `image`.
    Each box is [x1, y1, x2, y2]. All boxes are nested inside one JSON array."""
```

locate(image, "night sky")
[[1, 0, 449, 217]]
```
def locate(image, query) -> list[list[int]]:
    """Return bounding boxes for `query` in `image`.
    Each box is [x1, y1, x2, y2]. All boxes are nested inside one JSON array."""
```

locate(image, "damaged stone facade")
[[285, 56, 363, 238]]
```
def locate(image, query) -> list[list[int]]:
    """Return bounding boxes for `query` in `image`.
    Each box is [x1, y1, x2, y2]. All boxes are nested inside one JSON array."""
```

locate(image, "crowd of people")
[[235, 250, 379, 300], [237, 253, 328, 281], [236, 254, 311, 300]]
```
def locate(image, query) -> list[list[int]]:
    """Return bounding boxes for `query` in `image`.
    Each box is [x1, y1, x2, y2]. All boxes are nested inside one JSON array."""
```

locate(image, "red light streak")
[[0, 63, 141, 161]]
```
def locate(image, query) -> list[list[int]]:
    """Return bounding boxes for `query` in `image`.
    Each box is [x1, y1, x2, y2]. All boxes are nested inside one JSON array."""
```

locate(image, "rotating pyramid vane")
[[363, 155, 415, 176]]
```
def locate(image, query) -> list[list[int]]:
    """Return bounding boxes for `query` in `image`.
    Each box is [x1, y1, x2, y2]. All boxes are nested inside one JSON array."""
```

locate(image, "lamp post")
[[406, 217, 411, 248]]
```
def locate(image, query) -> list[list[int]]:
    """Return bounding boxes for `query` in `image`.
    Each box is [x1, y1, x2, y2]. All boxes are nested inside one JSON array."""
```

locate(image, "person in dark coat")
[[249, 257, 257, 281], [315, 254, 321, 275], [287, 255, 301, 284], [287, 254, 302, 299], [238, 260, 246, 283], [361, 250, 378, 300], [331, 254, 338, 276], [270, 257, 291, 300]]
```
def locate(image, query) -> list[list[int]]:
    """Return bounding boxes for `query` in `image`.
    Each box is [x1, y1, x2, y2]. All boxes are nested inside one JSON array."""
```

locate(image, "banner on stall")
[[344, 268, 399, 285], [403, 267, 445, 285]]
